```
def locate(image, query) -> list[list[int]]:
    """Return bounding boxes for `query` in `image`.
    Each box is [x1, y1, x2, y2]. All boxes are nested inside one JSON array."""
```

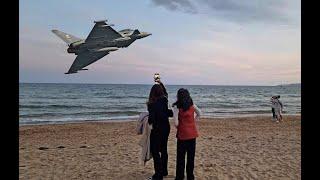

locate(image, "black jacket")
[[158, 82, 168, 98], [148, 82, 173, 132], [148, 96, 173, 133]]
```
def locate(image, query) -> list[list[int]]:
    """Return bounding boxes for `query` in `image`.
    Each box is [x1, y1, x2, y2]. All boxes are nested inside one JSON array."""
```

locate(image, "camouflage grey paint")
[[52, 20, 151, 74]]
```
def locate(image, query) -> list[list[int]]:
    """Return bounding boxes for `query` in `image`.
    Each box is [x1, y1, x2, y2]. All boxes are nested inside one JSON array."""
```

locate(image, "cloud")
[[150, 0, 299, 24], [151, 0, 197, 13]]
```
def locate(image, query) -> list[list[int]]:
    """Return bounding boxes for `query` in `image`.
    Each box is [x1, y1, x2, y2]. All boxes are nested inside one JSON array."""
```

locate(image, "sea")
[[19, 83, 301, 125]]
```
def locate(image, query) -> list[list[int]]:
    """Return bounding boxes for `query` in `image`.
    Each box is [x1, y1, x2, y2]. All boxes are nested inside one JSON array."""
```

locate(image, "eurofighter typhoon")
[[52, 19, 151, 74]]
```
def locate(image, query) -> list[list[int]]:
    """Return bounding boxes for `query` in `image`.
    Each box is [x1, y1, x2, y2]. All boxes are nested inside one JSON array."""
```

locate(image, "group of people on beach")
[[140, 73, 284, 180], [141, 73, 201, 180]]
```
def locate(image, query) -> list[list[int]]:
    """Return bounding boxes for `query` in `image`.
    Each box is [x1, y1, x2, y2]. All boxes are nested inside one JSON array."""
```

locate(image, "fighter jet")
[[52, 19, 151, 74]]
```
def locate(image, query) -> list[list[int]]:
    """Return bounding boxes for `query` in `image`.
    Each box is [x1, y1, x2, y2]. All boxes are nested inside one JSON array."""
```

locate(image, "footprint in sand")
[[38, 147, 49, 150], [248, 169, 258, 179]]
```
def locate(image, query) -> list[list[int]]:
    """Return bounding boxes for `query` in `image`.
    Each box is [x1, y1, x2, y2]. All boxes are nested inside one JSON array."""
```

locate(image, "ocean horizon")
[[19, 83, 301, 125], [19, 82, 300, 86]]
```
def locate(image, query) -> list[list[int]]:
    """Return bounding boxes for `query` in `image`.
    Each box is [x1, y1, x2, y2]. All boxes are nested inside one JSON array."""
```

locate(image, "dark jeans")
[[175, 138, 196, 180], [272, 108, 275, 118], [150, 128, 170, 180]]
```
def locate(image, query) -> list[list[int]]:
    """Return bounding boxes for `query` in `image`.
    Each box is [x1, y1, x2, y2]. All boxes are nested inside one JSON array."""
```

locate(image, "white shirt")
[[271, 98, 283, 111]]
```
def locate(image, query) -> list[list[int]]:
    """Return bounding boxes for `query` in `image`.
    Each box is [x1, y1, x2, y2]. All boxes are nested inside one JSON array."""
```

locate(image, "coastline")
[[20, 115, 300, 179], [19, 113, 301, 126]]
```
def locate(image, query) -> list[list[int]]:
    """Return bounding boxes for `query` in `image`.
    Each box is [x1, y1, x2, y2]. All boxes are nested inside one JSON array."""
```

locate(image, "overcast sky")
[[19, 0, 300, 85]]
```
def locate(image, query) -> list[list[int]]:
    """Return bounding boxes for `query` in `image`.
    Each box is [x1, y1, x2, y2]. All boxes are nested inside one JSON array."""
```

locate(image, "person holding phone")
[[147, 73, 173, 180], [154, 73, 168, 98]]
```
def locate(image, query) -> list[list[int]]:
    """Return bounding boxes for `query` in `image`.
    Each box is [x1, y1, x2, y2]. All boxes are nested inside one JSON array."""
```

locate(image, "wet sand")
[[19, 115, 300, 180]]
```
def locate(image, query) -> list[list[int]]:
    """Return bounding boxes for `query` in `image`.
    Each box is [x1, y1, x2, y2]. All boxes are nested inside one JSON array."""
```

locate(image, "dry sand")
[[19, 115, 300, 180]]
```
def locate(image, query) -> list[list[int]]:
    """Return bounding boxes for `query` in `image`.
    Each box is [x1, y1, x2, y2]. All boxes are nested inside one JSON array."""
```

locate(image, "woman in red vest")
[[172, 88, 201, 180]]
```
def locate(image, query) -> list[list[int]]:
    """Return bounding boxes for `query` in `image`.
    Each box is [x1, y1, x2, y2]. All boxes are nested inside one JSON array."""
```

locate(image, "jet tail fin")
[[52, 29, 82, 45]]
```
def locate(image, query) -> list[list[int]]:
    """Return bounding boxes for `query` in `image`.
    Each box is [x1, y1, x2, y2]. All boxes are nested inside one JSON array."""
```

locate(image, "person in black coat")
[[147, 82, 173, 180]]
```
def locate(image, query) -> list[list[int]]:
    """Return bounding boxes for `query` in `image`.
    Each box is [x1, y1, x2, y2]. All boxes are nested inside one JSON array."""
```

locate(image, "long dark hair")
[[172, 88, 193, 111], [147, 84, 165, 105]]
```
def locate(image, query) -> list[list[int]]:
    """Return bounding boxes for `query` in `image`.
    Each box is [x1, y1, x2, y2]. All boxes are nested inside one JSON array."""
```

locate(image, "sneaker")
[[148, 174, 163, 180], [147, 177, 161, 180]]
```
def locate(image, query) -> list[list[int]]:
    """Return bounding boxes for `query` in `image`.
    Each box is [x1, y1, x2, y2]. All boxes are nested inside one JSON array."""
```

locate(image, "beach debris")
[[205, 163, 213, 167], [80, 145, 88, 148], [38, 147, 49, 150], [57, 146, 65, 149]]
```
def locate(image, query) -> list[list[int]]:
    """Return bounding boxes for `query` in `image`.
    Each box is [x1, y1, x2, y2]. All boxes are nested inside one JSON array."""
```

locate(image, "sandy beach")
[[19, 115, 300, 180]]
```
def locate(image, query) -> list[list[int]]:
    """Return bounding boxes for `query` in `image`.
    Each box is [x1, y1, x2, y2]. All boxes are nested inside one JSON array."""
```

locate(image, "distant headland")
[[276, 83, 301, 87]]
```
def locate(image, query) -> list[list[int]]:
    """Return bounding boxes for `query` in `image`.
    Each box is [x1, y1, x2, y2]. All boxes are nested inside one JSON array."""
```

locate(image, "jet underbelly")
[[101, 40, 128, 48], [120, 39, 135, 47]]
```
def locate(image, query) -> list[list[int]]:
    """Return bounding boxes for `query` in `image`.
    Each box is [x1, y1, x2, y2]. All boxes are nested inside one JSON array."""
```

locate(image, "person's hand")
[[154, 73, 160, 83], [155, 78, 161, 83]]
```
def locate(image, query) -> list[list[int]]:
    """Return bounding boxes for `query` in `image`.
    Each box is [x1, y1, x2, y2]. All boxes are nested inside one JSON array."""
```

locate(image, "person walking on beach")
[[172, 88, 201, 180], [275, 95, 283, 121], [147, 75, 173, 180], [270, 96, 277, 120], [271, 95, 283, 122]]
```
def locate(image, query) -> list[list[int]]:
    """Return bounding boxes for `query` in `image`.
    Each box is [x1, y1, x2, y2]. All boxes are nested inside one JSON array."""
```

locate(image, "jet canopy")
[[119, 29, 135, 36]]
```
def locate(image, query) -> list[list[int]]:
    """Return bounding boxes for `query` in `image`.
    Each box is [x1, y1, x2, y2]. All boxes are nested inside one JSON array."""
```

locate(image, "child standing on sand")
[[172, 88, 201, 180]]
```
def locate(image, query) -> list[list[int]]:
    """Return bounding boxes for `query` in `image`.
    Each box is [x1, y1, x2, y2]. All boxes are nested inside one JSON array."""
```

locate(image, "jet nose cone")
[[141, 32, 152, 38]]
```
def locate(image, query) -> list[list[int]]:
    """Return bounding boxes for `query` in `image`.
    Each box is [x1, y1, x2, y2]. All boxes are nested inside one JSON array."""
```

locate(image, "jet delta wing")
[[66, 51, 109, 74], [85, 20, 122, 43]]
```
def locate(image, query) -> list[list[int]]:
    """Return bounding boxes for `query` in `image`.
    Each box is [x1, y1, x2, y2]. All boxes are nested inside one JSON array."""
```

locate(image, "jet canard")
[[52, 19, 151, 74]]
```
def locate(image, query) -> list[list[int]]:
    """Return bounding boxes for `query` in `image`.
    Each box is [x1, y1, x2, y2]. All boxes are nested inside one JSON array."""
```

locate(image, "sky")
[[19, 0, 300, 85]]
